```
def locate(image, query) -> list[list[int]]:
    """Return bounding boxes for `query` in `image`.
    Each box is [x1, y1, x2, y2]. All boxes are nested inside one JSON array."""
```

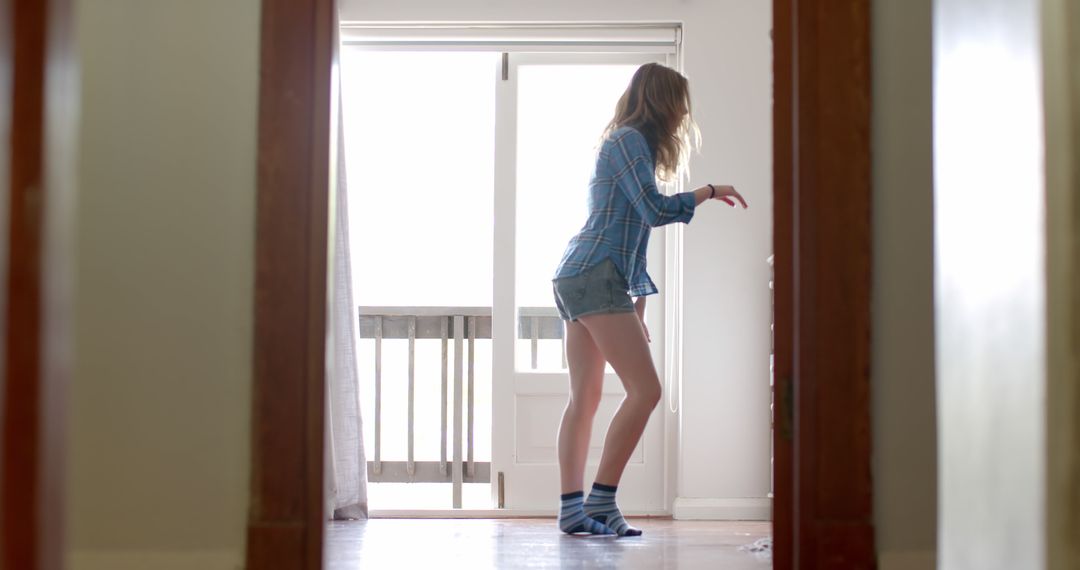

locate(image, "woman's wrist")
[[692, 186, 711, 206], [708, 184, 716, 200]]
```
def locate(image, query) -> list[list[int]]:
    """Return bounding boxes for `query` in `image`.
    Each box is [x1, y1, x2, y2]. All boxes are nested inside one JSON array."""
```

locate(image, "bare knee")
[[644, 383, 662, 408], [627, 378, 661, 409]]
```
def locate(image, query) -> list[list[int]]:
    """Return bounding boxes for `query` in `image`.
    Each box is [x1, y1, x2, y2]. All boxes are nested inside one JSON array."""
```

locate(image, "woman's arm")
[[611, 131, 748, 225], [690, 184, 749, 208], [610, 132, 697, 227]]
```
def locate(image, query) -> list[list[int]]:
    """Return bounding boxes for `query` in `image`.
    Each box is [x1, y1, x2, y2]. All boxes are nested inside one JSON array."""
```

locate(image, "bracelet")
[[708, 184, 716, 200]]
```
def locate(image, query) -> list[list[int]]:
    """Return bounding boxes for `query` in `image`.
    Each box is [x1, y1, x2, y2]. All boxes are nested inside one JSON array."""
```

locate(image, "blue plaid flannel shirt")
[[553, 126, 697, 297]]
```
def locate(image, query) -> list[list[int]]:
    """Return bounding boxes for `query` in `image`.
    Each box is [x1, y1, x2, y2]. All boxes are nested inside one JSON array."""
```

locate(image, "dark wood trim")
[[774, 0, 875, 567], [3, 3, 46, 562], [247, 0, 335, 567], [2, 0, 75, 568], [772, 0, 795, 566]]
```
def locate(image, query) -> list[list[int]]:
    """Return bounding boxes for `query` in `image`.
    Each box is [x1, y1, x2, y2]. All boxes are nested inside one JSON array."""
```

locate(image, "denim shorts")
[[552, 258, 637, 321]]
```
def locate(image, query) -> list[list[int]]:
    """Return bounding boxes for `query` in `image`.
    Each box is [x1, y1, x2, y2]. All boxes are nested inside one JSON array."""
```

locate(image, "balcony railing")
[[358, 305, 563, 508]]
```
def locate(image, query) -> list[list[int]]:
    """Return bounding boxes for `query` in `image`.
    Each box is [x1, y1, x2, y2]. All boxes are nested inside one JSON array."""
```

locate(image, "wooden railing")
[[358, 306, 563, 508]]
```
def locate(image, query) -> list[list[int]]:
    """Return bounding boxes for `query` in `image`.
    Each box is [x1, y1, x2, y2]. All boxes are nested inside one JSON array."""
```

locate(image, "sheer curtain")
[[324, 12, 368, 520]]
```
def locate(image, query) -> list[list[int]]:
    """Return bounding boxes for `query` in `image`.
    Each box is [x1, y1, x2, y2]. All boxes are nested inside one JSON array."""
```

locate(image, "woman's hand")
[[708, 184, 748, 208], [693, 184, 748, 209]]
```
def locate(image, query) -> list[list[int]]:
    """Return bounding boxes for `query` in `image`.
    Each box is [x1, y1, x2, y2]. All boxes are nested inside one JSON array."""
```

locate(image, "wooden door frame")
[[1, 0, 76, 568], [245, 0, 334, 567], [772, 0, 875, 567], [245, 1, 874, 568]]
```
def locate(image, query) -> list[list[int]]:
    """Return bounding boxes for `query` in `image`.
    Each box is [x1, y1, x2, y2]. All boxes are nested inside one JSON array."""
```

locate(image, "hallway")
[[325, 519, 771, 569]]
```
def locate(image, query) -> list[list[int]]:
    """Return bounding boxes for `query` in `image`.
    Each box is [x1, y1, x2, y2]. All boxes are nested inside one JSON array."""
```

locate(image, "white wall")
[[340, 0, 775, 512], [871, 0, 938, 567], [69, 0, 260, 568]]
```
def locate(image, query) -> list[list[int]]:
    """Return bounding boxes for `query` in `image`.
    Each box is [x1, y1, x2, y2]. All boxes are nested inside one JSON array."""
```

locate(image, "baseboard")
[[878, 550, 936, 570], [671, 497, 772, 521], [69, 549, 242, 570]]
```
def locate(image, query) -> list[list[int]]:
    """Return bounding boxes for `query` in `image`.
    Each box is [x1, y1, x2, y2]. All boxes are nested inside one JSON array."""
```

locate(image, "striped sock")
[[584, 482, 642, 537], [559, 491, 615, 535]]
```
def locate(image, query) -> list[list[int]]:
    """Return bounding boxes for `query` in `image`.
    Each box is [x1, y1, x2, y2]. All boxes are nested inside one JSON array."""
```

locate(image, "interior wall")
[[68, 0, 260, 567], [1043, 0, 1080, 566], [339, 0, 774, 513], [934, 0, 1049, 567], [870, 0, 939, 567]]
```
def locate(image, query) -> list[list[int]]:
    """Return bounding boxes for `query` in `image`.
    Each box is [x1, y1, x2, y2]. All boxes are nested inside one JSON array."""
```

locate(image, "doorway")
[[244, 2, 875, 569], [0, 0, 872, 567], [339, 37, 677, 513]]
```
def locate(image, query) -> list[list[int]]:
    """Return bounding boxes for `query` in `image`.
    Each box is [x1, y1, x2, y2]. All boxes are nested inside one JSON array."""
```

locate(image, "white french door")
[[491, 51, 674, 514], [340, 24, 681, 511]]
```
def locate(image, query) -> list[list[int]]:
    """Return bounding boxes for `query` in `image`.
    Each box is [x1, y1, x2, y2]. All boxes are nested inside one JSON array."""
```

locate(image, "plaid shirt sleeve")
[[609, 130, 697, 227]]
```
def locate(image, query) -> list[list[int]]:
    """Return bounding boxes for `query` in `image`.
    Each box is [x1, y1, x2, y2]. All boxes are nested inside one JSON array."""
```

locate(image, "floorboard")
[[325, 518, 772, 569]]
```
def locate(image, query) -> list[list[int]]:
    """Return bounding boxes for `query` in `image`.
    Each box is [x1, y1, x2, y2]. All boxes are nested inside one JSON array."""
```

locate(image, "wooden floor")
[[325, 518, 772, 569]]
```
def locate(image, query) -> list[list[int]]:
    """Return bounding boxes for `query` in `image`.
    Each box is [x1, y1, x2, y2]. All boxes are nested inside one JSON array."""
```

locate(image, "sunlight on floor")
[[326, 519, 773, 569]]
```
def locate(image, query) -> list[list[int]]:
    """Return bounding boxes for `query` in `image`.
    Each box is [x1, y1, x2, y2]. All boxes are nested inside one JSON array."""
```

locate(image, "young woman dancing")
[[551, 63, 748, 537]]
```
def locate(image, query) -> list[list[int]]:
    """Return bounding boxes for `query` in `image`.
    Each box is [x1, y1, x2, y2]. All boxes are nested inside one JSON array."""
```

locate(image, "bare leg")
[[557, 319, 606, 494], [577, 311, 661, 487]]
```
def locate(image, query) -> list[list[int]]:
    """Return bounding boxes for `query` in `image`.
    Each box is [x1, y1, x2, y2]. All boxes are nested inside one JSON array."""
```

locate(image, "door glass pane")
[[515, 63, 645, 372], [341, 50, 497, 508], [342, 50, 496, 308]]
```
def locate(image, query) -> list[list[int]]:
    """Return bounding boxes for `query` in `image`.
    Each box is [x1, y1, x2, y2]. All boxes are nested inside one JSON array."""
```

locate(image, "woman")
[[551, 63, 747, 537]]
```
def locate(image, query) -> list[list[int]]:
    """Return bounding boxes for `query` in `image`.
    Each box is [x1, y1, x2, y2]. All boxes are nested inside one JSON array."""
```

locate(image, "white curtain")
[[324, 13, 369, 520]]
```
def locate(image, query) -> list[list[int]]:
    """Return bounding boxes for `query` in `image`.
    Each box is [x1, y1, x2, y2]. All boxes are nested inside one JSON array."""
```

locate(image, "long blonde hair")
[[603, 63, 700, 182]]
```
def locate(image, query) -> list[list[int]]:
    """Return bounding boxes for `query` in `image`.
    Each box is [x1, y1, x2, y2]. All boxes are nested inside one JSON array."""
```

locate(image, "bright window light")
[[341, 49, 497, 308], [341, 50, 498, 509], [514, 63, 642, 371]]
